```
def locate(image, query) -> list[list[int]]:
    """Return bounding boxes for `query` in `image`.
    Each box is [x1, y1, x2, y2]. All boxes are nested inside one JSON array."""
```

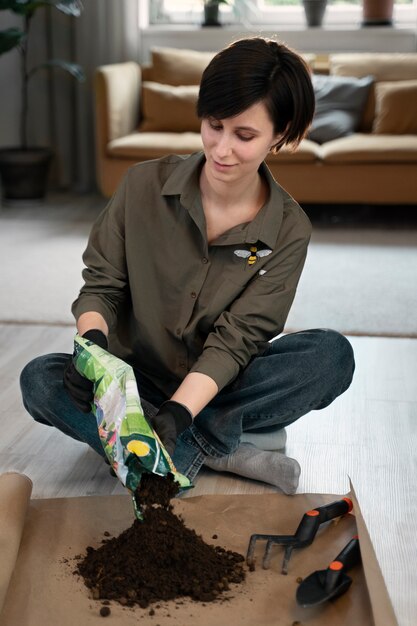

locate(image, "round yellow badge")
[[126, 440, 150, 457]]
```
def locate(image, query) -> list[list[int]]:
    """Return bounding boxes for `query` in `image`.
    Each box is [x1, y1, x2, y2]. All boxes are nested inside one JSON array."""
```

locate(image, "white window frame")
[[147, 0, 417, 28]]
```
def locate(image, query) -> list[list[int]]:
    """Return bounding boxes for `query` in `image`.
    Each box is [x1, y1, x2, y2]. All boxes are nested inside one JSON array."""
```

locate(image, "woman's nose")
[[215, 132, 233, 157]]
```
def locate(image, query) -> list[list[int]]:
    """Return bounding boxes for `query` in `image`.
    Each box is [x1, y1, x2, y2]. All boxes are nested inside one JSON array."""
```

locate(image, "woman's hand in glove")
[[151, 400, 193, 457], [63, 329, 108, 413]]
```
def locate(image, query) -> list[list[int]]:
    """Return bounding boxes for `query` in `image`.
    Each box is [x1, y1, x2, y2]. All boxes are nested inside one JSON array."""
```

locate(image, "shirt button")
[[176, 328, 181, 335], [179, 362, 186, 368], [202, 257, 208, 264], [190, 291, 197, 299]]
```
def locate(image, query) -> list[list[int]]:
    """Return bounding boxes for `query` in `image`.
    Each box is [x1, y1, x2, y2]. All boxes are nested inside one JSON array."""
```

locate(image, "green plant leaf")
[[29, 59, 85, 81], [0, 27, 25, 54], [54, 0, 83, 17], [0, 1, 23, 10], [0, 0, 82, 17]]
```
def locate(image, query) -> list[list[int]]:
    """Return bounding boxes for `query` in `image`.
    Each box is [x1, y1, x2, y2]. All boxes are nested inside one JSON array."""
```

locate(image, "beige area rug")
[[0, 197, 416, 337], [286, 227, 417, 338]]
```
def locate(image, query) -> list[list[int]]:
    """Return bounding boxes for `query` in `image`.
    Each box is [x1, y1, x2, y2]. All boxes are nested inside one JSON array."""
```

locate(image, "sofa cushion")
[[329, 53, 417, 131], [140, 82, 200, 132], [373, 80, 417, 135], [267, 139, 321, 163], [308, 74, 374, 144], [108, 132, 204, 160], [329, 53, 417, 82], [150, 47, 215, 86], [319, 134, 417, 163]]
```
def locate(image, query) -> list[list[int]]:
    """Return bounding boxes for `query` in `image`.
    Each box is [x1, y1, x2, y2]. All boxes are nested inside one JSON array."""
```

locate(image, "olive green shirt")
[[72, 152, 311, 397]]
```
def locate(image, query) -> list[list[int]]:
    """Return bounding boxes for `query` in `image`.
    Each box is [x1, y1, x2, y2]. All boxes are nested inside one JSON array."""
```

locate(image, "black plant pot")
[[0, 147, 53, 202], [203, 4, 220, 27], [303, 0, 328, 27]]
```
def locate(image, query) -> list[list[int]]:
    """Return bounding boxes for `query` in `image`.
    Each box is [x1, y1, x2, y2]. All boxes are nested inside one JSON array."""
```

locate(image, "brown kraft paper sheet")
[[0, 473, 397, 626], [0, 473, 32, 613]]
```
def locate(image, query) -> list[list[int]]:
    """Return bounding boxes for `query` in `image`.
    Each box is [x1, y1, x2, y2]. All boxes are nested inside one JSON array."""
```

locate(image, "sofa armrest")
[[94, 62, 142, 152], [94, 62, 142, 195]]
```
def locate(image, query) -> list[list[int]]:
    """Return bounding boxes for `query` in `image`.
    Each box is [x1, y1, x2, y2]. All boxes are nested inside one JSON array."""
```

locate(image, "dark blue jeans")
[[20, 329, 354, 481]]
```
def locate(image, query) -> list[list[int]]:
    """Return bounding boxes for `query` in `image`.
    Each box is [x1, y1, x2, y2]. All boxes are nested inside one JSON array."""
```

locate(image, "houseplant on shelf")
[[202, 0, 228, 27], [302, 0, 328, 27], [0, 0, 85, 203]]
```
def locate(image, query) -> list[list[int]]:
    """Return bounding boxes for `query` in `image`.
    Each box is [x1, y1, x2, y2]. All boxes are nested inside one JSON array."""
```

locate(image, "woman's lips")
[[213, 160, 235, 171]]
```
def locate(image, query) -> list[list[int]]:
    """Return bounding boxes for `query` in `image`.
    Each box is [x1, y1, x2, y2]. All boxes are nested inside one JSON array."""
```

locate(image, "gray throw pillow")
[[308, 74, 374, 144]]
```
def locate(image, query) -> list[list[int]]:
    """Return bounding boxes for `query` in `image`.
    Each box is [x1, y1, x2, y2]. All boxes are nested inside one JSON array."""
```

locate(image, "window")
[[148, 0, 416, 27]]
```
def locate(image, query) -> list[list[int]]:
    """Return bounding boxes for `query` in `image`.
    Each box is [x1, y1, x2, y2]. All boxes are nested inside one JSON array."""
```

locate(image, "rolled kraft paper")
[[0, 473, 32, 614]]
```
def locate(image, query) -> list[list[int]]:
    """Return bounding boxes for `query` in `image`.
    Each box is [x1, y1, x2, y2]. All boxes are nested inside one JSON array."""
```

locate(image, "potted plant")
[[302, 0, 328, 27], [202, 0, 228, 27], [0, 0, 85, 203]]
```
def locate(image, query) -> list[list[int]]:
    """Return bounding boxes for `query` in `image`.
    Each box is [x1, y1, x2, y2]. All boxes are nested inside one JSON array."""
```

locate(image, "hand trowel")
[[296, 536, 361, 607]]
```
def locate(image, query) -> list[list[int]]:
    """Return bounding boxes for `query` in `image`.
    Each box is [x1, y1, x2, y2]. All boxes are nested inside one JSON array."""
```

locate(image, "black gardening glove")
[[63, 329, 108, 413], [151, 400, 193, 457]]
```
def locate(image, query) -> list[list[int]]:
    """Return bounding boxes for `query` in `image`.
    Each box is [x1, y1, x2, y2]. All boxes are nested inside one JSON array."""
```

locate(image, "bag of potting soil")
[[73, 334, 192, 518]]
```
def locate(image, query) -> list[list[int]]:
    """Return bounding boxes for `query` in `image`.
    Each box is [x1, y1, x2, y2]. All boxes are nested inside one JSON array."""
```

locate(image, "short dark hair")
[[197, 37, 315, 152]]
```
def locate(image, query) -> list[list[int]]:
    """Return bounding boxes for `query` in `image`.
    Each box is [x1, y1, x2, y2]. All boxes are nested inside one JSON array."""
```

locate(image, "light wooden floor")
[[0, 323, 416, 625]]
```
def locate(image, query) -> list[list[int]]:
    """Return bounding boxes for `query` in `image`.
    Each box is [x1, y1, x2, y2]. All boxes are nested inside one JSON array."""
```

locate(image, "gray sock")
[[204, 443, 300, 495]]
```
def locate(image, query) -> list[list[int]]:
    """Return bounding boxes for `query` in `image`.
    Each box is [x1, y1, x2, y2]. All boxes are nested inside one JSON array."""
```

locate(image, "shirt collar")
[[161, 152, 204, 208], [161, 152, 284, 250]]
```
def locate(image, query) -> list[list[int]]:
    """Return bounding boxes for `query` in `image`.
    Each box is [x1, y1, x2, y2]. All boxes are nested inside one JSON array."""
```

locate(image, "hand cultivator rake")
[[246, 497, 353, 575]]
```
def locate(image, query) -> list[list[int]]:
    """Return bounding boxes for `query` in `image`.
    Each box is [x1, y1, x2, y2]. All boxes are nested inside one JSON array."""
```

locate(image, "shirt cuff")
[[189, 347, 241, 392], [71, 296, 117, 332]]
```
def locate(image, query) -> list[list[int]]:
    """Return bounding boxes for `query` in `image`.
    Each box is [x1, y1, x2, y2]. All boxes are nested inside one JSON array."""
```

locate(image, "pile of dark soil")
[[75, 473, 246, 608]]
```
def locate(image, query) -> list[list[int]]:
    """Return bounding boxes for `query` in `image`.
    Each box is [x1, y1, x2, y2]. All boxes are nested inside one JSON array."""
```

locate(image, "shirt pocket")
[[255, 271, 286, 291]]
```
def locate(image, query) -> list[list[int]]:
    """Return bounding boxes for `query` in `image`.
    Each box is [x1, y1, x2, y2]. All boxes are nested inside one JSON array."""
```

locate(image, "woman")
[[20, 38, 354, 495]]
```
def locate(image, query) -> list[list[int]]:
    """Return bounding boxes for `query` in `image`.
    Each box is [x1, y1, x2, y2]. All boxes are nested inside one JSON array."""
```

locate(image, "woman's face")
[[200, 100, 279, 184]]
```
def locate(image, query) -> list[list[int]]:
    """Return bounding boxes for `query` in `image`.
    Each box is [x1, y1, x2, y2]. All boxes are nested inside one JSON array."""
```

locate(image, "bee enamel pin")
[[234, 245, 272, 266]]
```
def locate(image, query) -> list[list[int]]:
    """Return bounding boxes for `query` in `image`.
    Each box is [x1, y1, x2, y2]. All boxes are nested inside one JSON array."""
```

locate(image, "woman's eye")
[[206, 121, 254, 141]]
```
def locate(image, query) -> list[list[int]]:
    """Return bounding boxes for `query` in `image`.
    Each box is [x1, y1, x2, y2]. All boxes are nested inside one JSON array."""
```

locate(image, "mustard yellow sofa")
[[94, 47, 417, 204]]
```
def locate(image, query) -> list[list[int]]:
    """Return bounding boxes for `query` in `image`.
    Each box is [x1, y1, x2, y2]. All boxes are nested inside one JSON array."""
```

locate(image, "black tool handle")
[[293, 498, 353, 547], [324, 536, 361, 593], [315, 497, 353, 524], [332, 535, 361, 571]]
